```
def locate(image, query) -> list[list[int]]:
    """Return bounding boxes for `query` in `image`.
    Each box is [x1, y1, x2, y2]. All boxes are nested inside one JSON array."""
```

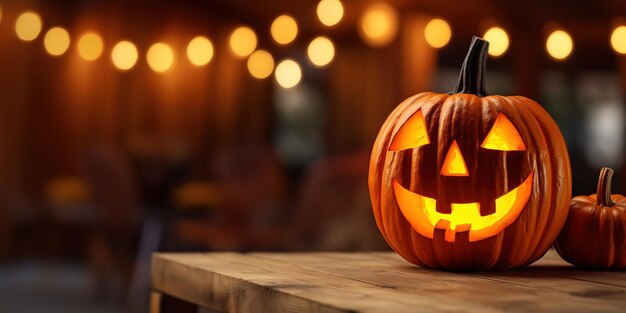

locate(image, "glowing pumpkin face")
[[390, 111, 533, 242], [368, 37, 572, 270]]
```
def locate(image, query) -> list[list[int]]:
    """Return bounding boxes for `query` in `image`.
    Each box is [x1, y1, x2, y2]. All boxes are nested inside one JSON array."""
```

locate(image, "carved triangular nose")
[[440, 140, 469, 176]]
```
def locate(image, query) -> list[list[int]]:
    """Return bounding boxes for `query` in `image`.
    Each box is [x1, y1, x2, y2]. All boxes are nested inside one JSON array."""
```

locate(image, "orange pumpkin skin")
[[555, 168, 626, 269], [368, 37, 571, 270]]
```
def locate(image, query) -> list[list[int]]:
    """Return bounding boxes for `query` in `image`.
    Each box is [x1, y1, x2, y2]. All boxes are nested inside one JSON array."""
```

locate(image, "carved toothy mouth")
[[392, 171, 533, 242]]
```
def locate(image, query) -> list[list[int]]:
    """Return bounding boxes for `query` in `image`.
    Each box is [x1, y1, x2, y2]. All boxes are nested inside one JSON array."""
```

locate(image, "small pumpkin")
[[368, 37, 572, 270], [555, 167, 626, 269]]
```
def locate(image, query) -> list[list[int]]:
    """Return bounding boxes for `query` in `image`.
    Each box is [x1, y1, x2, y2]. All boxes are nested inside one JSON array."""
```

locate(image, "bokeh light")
[[610, 26, 626, 54], [15, 11, 42, 42], [424, 18, 452, 49], [187, 36, 214, 66], [111, 40, 138, 71], [271, 15, 298, 45], [229, 26, 257, 58], [546, 30, 573, 60], [247, 50, 274, 79], [307, 36, 335, 67], [483, 27, 509, 57], [77, 32, 104, 61], [43, 27, 70, 56], [317, 0, 344, 27], [147, 43, 175, 73], [358, 2, 399, 48], [275, 59, 302, 89]]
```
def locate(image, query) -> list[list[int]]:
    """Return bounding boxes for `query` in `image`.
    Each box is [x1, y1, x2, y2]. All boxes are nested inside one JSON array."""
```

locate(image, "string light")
[[307, 36, 335, 67], [610, 26, 626, 54], [358, 2, 399, 48], [546, 30, 573, 60], [483, 27, 509, 57], [147, 43, 175, 73], [247, 50, 274, 79], [424, 18, 452, 49], [271, 15, 298, 45], [187, 36, 214, 66], [77, 32, 104, 61], [317, 0, 344, 27], [275, 59, 302, 88], [229, 26, 257, 58], [43, 27, 70, 56], [15, 11, 42, 41], [111, 40, 138, 71]]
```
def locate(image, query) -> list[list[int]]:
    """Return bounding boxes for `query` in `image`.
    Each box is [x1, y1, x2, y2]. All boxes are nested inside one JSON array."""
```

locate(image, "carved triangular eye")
[[390, 110, 430, 151], [481, 113, 526, 151]]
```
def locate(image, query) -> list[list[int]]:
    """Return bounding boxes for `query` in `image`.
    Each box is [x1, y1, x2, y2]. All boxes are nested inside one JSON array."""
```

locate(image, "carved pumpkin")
[[555, 167, 626, 269], [368, 37, 572, 270]]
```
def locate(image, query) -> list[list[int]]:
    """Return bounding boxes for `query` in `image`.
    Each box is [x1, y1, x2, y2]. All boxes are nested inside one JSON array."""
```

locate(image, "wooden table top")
[[151, 250, 626, 313]]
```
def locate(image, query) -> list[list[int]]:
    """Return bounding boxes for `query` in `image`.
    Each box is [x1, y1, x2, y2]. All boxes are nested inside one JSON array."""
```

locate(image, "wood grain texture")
[[152, 250, 626, 313]]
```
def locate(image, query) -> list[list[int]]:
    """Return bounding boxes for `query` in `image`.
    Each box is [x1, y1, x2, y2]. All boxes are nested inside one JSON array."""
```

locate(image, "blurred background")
[[1, 0, 626, 312]]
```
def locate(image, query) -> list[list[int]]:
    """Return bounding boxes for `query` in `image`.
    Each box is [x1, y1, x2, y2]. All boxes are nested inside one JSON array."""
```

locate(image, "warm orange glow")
[[187, 36, 214, 66], [307, 36, 335, 67], [229, 26, 257, 58], [15, 11, 42, 41], [393, 172, 534, 242], [247, 50, 274, 79], [275, 59, 302, 88], [270, 15, 298, 45], [111, 40, 138, 71], [481, 113, 526, 151], [483, 27, 509, 57], [389, 110, 429, 151], [611, 26, 626, 54], [440, 140, 468, 176], [317, 0, 344, 27], [43, 27, 71, 56], [424, 18, 452, 49], [78, 32, 104, 61], [546, 30, 573, 60], [147, 42, 175, 73], [358, 2, 399, 48]]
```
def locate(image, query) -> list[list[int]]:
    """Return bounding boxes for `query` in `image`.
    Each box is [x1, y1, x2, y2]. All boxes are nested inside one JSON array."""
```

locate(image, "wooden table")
[[151, 250, 626, 312]]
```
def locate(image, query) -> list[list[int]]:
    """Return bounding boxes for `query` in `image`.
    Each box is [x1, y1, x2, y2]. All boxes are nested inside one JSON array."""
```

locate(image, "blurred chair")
[[81, 144, 142, 303], [169, 145, 288, 251], [45, 176, 93, 223], [291, 153, 389, 251]]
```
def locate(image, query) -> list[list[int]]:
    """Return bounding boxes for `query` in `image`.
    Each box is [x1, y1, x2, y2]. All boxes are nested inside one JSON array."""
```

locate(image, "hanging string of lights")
[[3, 1, 626, 90]]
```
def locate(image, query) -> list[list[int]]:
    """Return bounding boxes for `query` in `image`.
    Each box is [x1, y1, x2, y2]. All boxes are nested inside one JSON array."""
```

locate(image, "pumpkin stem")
[[450, 36, 489, 97], [596, 167, 615, 207]]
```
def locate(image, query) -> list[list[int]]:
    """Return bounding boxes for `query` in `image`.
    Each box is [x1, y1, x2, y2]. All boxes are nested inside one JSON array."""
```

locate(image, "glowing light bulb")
[[187, 36, 214, 66], [229, 26, 257, 58], [307, 36, 335, 67], [317, 0, 344, 27], [15, 11, 42, 41], [358, 2, 399, 48], [424, 18, 452, 49], [546, 30, 573, 60], [271, 15, 298, 45], [611, 26, 626, 55], [275, 59, 302, 89], [247, 50, 274, 79], [147, 42, 175, 73], [483, 27, 509, 57], [43, 27, 70, 56], [78, 32, 104, 61], [111, 40, 138, 71]]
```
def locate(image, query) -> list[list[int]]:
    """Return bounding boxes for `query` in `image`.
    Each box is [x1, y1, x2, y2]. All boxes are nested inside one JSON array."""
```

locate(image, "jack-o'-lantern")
[[368, 37, 572, 270], [555, 167, 626, 269]]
